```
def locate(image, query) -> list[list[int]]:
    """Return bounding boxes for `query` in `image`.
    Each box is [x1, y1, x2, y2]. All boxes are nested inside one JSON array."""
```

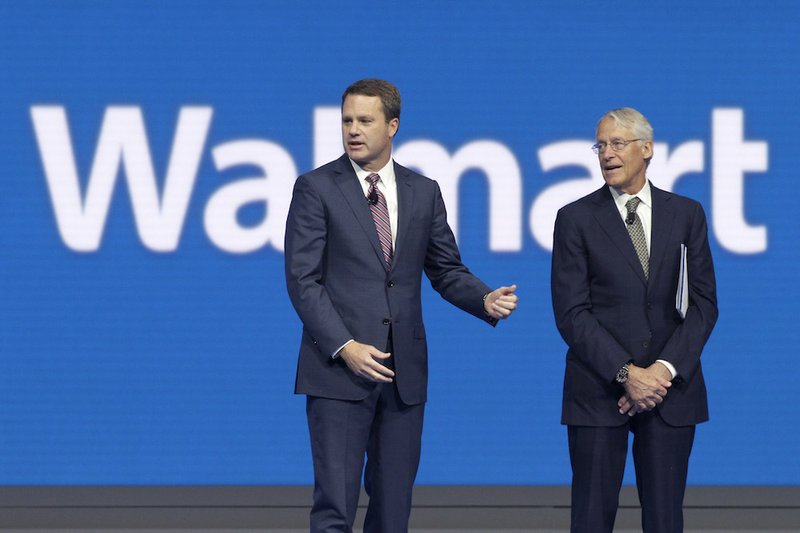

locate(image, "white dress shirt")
[[608, 179, 652, 255], [608, 180, 677, 380], [332, 158, 399, 358], [350, 157, 398, 247]]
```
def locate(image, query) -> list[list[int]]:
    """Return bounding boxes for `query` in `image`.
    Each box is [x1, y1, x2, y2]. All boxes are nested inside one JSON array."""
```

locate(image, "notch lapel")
[[648, 185, 675, 292], [591, 186, 648, 285], [392, 163, 414, 270], [333, 157, 388, 270]]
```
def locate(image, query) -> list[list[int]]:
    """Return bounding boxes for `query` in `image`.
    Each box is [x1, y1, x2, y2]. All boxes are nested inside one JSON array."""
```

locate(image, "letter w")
[[30, 106, 212, 252]]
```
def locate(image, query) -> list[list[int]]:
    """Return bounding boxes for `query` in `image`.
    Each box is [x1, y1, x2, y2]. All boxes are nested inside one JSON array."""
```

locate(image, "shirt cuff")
[[332, 339, 354, 359], [656, 359, 678, 379]]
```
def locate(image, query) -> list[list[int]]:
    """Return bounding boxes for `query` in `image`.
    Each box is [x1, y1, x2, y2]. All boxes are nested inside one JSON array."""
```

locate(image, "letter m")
[[30, 106, 212, 252]]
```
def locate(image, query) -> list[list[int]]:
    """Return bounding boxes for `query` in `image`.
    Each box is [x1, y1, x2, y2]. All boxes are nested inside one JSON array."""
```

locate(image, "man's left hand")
[[484, 284, 519, 319], [618, 393, 641, 417], [618, 362, 674, 416]]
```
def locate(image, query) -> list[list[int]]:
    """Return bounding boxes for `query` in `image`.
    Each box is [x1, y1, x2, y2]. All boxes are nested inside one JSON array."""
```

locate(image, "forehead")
[[342, 94, 384, 116], [596, 117, 633, 140]]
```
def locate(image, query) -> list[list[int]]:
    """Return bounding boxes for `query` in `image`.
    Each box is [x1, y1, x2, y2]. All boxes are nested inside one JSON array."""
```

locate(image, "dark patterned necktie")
[[366, 173, 393, 267], [625, 196, 649, 280]]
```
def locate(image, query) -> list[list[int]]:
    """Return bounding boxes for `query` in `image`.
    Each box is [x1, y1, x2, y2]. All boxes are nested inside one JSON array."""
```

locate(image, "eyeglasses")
[[592, 139, 641, 154]]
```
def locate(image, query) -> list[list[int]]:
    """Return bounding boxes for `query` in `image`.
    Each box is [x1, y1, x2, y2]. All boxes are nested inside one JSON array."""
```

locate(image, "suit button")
[[647, 302, 654, 310], [387, 280, 395, 288], [382, 319, 391, 325], [642, 341, 649, 349]]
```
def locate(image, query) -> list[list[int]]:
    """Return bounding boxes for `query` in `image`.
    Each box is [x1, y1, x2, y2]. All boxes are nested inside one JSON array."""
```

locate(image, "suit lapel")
[[393, 162, 414, 270], [591, 186, 648, 286], [648, 185, 675, 292], [333, 156, 388, 270]]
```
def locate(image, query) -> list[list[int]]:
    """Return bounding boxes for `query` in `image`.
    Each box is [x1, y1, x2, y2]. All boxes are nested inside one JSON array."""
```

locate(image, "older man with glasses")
[[551, 108, 718, 532]]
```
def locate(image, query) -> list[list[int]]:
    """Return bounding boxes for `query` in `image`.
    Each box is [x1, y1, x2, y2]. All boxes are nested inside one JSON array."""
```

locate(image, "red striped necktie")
[[366, 173, 393, 268]]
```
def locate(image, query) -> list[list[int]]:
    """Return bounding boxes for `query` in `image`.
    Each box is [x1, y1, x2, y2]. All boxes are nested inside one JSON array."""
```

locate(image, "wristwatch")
[[615, 363, 630, 384]]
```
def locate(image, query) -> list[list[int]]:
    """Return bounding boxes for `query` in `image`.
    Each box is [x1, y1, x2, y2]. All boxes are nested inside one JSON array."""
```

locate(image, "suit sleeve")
[[284, 175, 352, 356], [423, 182, 496, 324], [551, 208, 631, 382], [658, 202, 718, 381]]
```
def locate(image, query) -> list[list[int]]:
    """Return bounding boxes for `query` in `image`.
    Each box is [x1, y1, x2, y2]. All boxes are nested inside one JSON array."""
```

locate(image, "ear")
[[641, 139, 654, 159], [388, 117, 399, 138]]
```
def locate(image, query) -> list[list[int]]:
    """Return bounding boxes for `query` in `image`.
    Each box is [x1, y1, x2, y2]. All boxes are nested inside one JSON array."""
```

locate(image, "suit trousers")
[[306, 339, 425, 533], [568, 409, 695, 533]]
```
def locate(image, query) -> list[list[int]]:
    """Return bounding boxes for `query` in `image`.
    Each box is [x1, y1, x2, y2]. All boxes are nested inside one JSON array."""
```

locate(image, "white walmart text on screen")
[[30, 106, 767, 255]]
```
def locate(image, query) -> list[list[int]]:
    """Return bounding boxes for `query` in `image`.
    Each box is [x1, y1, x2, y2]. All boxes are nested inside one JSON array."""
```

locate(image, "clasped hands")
[[618, 362, 673, 417]]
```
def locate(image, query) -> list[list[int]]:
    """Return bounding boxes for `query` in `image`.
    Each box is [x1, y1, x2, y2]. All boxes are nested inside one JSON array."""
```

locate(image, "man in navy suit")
[[551, 108, 718, 533], [285, 79, 518, 533]]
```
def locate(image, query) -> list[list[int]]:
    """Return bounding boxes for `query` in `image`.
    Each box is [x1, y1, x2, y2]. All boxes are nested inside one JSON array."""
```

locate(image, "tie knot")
[[366, 173, 380, 186], [626, 196, 641, 213]]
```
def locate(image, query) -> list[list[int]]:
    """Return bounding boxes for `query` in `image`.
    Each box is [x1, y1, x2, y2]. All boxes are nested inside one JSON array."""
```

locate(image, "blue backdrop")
[[1, 1, 797, 485]]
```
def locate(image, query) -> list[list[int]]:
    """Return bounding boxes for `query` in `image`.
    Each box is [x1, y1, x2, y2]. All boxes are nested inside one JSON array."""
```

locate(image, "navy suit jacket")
[[551, 183, 718, 427], [285, 155, 495, 405]]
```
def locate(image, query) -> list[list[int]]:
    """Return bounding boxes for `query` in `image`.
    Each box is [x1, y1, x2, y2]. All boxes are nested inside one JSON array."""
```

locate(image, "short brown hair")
[[342, 79, 401, 123]]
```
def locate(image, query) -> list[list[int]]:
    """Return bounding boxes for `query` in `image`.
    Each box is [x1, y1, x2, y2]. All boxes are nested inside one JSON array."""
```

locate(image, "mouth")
[[604, 165, 622, 172], [348, 141, 365, 150]]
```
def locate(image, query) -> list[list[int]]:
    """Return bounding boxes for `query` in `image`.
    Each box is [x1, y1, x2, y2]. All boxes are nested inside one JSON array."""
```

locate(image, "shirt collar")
[[349, 157, 396, 187], [609, 179, 652, 210]]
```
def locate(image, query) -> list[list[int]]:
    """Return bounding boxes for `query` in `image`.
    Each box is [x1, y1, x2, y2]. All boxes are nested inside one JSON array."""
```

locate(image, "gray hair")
[[597, 108, 653, 142]]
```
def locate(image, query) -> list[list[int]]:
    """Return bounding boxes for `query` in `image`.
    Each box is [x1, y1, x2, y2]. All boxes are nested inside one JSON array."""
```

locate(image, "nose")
[[348, 121, 360, 136]]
